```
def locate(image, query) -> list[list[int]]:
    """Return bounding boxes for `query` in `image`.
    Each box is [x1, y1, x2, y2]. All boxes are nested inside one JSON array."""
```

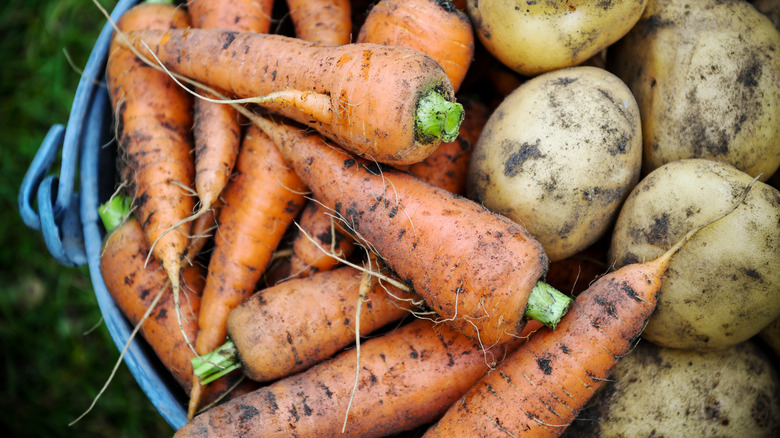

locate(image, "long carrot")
[[119, 27, 464, 165], [357, 0, 475, 92], [286, 0, 352, 45], [422, 179, 758, 437], [175, 318, 522, 437], [191, 265, 420, 384], [186, 0, 274, 213], [288, 199, 357, 277], [106, 2, 195, 311], [251, 117, 569, 346]]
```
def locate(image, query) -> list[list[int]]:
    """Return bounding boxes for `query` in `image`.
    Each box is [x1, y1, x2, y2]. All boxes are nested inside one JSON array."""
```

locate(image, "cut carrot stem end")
[[416, 90, 464, 143], [191, 340, 241, 385], [524, 281, 571, 330], [98, 195, 132, 234]]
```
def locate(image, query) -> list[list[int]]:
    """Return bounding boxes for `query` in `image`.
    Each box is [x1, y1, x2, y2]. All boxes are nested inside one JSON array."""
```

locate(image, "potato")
[[751, 0, 780, 30], [561, 340, 780, 438], [610, 0, 780, 181], [467, 66, 642, 262], [609, 159, 780, 350], [466, 0, 648, 76]]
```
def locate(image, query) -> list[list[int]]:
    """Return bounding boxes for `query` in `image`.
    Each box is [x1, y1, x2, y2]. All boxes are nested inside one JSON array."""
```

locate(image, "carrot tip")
[[524, 281, 571, 330], [416, 89, 464, 143], [98, 195, 132, 233]]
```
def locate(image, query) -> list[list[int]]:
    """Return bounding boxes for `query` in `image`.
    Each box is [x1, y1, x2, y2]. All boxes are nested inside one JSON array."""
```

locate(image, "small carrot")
[[357, 0, 475, 92], [286, 0, 352, 45], [106, 1, 195, 312], [191, 265, 420, 384], [175, 318, 522, 438], [119, 27, 464, 165], [289, 199, 357, 277], [250, 117, 569, 346], [422, 179, 759, 437], [186, 0, 274, 213]]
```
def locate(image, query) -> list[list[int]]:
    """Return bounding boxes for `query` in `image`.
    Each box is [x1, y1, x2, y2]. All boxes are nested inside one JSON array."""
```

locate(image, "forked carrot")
[[357, 0, 475, 91], [119, 27, 464, 165], [422, 178, 759, 437], [289, 199, 357, 277], [286, 0, 352, 45], [250, 117, 569, 346]]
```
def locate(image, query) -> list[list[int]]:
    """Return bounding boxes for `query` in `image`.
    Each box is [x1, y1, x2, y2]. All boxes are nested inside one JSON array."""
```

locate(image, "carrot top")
[[98, 196, 132, 233], [416, 88, 464, 143]]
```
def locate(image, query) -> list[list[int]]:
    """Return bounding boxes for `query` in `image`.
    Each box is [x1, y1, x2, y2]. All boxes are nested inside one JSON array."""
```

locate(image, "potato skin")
[[467, 0, 648, 76], [562, 341, 780, 438], [610, 0, 780, 181], [467, 66, 642, 262], [609, 159, 780, 350]]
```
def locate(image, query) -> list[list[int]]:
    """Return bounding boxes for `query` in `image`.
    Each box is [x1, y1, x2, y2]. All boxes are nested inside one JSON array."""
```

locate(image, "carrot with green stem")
[[286, 0, 352, 45], [422, 177, 760, 437], [247, 115, 569, 347], [118, 27, 464, 165]]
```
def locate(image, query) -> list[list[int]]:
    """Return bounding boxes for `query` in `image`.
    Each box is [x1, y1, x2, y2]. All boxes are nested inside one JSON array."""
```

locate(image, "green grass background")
[[1, 0, 173, 435]]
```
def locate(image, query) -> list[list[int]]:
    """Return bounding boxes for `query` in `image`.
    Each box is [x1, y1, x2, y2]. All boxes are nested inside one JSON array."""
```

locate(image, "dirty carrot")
[[357, 0, 475, 91], [286, 0, 352, 45], [175, 318, 522, 438], [289, 199, 357, 277], [119, 27, 464, 165], [106, 1, 195, 310], [191, 265, 420, 385], [250, 117, 569, 346], [422, 179, 759, 437], [186, 0, 274, 213]]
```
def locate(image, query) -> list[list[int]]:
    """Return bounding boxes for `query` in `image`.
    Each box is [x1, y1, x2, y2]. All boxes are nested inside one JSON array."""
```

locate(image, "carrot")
[[286, 0, 352, 45], [357, 0, 475, 92], [186, 0, 274, 213], [250, 117, 569, 346], [191, 265, 420, 384], [106, 2, 195, 312], [98, 197, 258, 410], [175, 318, 522, 437], [289, 199, 357, 277], [184, 198, 220, 263], [422, 179, 759, 437], [119, 27, 464, 165], [405, 96, 489, 195]]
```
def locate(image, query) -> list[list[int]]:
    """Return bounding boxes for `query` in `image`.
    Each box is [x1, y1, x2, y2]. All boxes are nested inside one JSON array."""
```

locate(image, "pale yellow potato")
[[466, 0, 648, 76], [609, 159, 780, 350], [562, 341, 780, 438], [611, 0, 780, 181], [467, 66, 641, 262]]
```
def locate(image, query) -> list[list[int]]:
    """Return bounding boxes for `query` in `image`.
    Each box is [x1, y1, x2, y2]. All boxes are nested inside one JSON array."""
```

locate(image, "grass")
[[0, 0, 172, 435]]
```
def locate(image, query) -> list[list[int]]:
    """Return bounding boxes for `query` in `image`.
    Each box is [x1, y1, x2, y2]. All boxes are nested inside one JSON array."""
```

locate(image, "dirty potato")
[[609, 159, 780, 350], [467, 66, 642, 262], [610, 0, 780, 181]]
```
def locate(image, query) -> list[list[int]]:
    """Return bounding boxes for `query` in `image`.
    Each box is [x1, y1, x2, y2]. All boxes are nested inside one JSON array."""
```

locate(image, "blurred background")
[[1, 0, 172, 435]]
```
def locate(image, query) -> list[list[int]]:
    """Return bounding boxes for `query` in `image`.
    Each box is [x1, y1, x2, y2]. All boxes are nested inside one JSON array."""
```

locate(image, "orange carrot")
[[251, 117, 568, 347], [184, 199, 220, 263], [119, 27, 464, 165], [422, 181, 758, 437], [405, 96, 489, 195], [357, 0, 475, 91], [191, 265, 420, 384], [186, 0, 274, 213], [175, 318, 521, 437], [195, 123, 307, 358], [289, 199, 357, 277], [106, 2, 195, 304], [286, 0, 352, 45]]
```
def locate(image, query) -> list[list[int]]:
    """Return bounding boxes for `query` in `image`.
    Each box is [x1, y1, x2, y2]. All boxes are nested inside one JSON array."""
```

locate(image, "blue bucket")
[[18, 0, 187, 429]]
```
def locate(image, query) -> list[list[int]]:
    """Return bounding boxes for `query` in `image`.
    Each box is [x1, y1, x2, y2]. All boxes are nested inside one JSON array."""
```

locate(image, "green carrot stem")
[[415, 89, 464, 143], [524, 281, 572, 330], [98, 196, 132, 233], [191, 340, 242, 385]]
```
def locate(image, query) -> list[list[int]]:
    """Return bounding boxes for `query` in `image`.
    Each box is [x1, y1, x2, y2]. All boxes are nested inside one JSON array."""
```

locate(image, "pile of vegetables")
[[89, 0, 779, 436]]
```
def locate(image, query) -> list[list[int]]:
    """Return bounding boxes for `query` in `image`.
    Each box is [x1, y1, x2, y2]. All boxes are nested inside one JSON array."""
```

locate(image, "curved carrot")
[[119, 28, 464, 165], [106, 2, 195, 303], [357, 0, 475, 91], [286, 0, 352, 45], [289, 199, 357, 277], [252, 117, 567, 346], [423, 180, 758, 437], [186, 0, 274, 213], [175, 318, 521, 437]]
